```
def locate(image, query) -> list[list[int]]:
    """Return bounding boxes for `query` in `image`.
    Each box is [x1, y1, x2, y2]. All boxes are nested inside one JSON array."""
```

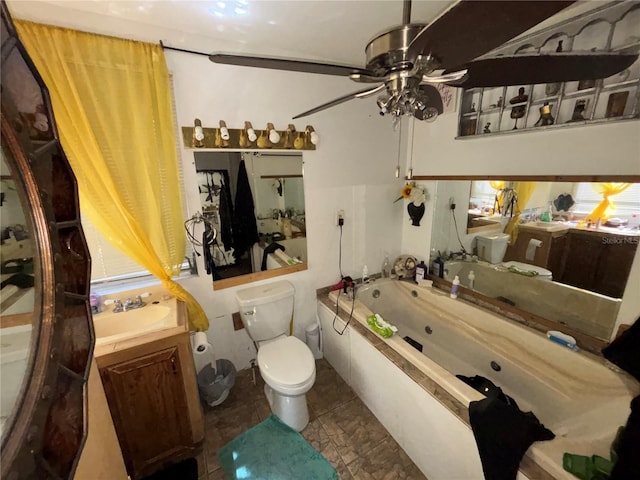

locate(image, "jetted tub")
[[322, 278, 638, 479]]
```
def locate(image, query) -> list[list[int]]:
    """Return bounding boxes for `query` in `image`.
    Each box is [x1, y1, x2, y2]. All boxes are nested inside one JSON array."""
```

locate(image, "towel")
[[232, 160, 259, 258], [602, 317, 640, 382], [468, 387, 554, 480]]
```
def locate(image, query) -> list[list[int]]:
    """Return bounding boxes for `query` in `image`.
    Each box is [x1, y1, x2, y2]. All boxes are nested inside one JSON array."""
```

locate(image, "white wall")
[[169, 52, 405, 368]]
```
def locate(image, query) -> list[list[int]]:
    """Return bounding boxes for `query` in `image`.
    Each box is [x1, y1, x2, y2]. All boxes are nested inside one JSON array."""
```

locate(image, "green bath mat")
[[217, 415, 338, 480]]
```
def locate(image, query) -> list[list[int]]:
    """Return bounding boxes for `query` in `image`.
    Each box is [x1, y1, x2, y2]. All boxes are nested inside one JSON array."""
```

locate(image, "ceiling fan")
[[209, 0, 637, 123]]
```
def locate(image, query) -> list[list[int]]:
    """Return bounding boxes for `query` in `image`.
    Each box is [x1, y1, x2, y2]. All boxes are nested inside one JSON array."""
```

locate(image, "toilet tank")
[[235, 280, 295, 342], [476, 232, 510, 264]]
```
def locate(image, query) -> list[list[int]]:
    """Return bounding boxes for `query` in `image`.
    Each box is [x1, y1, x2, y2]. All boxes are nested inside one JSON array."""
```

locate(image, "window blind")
[[572, 183, 640, 217]]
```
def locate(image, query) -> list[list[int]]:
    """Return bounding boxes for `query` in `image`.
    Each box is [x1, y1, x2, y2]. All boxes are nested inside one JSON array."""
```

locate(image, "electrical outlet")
[[336, 209, 345, 226], [449, 197, 456, 210]]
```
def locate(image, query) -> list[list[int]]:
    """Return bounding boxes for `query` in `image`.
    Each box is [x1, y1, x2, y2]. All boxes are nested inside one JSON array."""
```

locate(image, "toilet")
[[235, 280, 316, 431], [476, 232, 510, 264]]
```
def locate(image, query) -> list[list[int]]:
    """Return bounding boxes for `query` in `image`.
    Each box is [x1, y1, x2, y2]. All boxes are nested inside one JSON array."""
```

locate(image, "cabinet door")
[[594, 239, 637, 298], [558, 232, 601, 291], [100, 347, 192, 478]]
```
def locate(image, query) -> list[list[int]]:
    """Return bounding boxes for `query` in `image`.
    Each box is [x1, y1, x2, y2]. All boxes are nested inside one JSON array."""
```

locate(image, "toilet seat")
[[258, 336, 316, 395], [502, 261, 552, 279]]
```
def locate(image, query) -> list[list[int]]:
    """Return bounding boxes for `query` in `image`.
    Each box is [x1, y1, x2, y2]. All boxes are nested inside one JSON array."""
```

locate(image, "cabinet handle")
[[171, 357, 178, 375]]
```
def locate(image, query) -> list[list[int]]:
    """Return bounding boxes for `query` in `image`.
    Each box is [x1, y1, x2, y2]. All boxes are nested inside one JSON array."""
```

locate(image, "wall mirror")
[[1, 3, 93, 477], [193, 151, 307, 289], [430, 178, 639, 344], [1, 137, 37, 439]]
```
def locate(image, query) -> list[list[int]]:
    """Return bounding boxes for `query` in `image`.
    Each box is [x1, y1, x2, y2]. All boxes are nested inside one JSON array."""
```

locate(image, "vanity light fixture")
[[219, 120, 230, 141], [305, 125, 319, 146], [267, 123, 280, 144], [245, 121, 257, 142], [193, 118, 205, 148]]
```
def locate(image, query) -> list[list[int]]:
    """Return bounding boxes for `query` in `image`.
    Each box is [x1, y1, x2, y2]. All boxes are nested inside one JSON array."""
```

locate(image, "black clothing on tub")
[[611, 395, 640, 480], [602, 317, 640, 382], [463, 376, 554, 480]]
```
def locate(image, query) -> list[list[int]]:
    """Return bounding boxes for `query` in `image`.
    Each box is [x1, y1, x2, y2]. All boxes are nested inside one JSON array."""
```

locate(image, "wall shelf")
[[457, 2, 640, 138]]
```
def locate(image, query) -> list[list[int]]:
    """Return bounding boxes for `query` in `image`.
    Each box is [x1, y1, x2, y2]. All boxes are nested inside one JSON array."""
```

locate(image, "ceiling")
[[7, 0, 601, 68]]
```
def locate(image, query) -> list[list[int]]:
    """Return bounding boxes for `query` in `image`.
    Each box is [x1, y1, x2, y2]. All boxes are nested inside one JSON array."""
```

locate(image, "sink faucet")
[[104, 293, 151, 313], [104, 298, 124, 313]]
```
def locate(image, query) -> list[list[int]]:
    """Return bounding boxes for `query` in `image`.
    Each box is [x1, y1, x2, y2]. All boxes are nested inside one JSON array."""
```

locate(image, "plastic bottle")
[[381, 255, 391, 278], [450, 275, 460, 299], [362, 265, 370, 284], [415, 261, 427, 282], [468, 270, 475, 290], [433, 256, 444, 278]]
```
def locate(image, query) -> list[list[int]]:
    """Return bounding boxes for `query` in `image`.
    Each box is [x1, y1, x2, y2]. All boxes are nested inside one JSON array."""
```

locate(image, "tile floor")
[[198, 358, 427, 480]]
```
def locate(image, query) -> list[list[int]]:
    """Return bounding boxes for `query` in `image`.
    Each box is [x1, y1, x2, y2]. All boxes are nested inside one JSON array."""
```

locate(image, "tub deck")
[[323, 279, 638, 480]]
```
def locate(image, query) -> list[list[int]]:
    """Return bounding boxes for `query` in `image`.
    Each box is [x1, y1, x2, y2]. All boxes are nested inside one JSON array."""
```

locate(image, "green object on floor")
[[217, 415, 338, 480], [563, 453, 614, 480]]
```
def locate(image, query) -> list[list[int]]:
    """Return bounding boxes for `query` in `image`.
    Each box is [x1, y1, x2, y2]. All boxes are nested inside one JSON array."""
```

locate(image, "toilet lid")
[[258, 336, 315, 388]]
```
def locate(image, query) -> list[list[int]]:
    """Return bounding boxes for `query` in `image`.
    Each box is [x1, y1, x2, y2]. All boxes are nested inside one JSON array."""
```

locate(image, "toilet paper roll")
[[525, 239, 543, 261], [193, 331, 216, 373]]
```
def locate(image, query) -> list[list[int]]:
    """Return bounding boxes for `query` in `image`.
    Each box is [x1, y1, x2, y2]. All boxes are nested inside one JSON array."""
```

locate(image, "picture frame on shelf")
[[605, 91, 629, 118]]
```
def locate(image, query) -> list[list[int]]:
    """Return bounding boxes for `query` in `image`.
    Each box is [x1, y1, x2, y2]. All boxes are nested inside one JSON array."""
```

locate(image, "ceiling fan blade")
[[407, 1, 576, 69], [292, 84, 386, 119], [445, 52, 638, 88], [209, 53, 373, 77]]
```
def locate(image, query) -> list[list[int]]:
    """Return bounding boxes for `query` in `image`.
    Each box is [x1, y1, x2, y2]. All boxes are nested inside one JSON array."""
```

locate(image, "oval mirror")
[[1, 3, 94, 478]]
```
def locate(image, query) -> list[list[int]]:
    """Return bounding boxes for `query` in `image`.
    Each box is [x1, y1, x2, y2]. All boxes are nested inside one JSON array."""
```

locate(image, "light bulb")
[[306, 126, 319, 146], [244, 121, 257, 142], [268, 124, 280, 143], [219, 120, 230, 140], [194, 118, 204, 141]]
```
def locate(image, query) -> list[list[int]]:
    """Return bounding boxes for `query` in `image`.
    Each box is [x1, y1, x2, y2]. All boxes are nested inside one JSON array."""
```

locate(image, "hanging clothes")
[[218, 180, 234, 252], [232, 160, 259, 258]]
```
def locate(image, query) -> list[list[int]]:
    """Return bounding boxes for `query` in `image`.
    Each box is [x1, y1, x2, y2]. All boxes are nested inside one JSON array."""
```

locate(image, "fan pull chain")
[[395, 118, 402, 178]]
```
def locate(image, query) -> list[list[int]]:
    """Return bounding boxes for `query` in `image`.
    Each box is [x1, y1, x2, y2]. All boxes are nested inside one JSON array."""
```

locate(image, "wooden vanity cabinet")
[[503, 227, 568, 276], [97, 331, 203, 479], [557, 229, 638, 298]]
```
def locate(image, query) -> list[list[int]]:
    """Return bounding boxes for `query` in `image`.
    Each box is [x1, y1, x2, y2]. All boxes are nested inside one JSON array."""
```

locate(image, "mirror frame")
[[415, 174, 640, 353], [1, 3, 93, 478]]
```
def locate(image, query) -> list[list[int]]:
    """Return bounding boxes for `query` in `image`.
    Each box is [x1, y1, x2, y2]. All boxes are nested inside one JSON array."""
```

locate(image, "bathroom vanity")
[[94, 297, 203, 479]]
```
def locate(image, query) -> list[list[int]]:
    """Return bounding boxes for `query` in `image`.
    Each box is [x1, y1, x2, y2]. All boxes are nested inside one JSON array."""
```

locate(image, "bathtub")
[[318, 279, 637, 480], [443, 260, 621, 340]]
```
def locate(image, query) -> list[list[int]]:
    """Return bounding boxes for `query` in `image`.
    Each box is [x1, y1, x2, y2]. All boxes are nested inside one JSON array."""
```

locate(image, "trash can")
[[197, 359, 236, 407]]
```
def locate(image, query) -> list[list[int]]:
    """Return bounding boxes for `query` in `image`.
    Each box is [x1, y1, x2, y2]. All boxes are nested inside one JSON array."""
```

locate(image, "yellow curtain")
[[16, 21, 209, 331], [585, 183, 632, 224], [503, 182, 537, 244], [489, 180, 506, 213]]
